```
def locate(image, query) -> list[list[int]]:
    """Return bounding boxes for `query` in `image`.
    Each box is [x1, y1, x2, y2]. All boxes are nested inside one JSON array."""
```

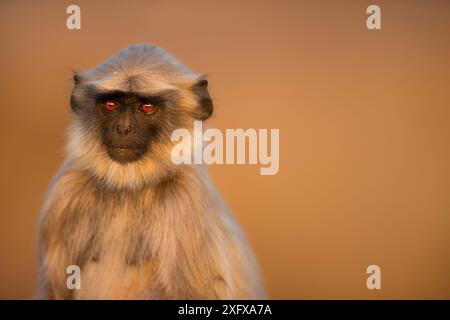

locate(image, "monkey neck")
[[65, 156, 211, 195]]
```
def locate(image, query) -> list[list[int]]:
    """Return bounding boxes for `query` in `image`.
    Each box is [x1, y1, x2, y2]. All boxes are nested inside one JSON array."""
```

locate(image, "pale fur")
[[36, 44, 265, 299]]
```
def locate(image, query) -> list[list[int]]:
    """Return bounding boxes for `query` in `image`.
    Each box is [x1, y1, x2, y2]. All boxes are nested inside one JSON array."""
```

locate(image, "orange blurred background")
[[1, 0, 450, 299]]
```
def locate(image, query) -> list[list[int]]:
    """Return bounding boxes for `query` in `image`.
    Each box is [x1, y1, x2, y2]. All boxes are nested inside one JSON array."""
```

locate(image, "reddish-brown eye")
[[138, 103, 157, 114], [103, 100, 119, 112]]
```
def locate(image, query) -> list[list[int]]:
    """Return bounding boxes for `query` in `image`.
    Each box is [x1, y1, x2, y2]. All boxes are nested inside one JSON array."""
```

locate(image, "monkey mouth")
[[105, 145, 147, 164]]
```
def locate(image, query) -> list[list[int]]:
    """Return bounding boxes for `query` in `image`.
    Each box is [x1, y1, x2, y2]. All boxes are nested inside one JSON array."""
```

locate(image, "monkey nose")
[[116, 123, 133, 135]]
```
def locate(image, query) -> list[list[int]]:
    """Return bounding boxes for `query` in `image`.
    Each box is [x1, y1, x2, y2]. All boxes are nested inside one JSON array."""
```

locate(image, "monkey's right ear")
[[70, 72, 85, 114], [73, 72, 83, 85]]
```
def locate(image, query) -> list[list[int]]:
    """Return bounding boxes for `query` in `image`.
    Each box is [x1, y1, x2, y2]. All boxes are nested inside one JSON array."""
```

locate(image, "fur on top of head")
[[67, 44, 213, 190]]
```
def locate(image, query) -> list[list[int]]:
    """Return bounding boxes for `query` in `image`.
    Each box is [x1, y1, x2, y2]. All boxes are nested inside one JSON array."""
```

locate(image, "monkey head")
[[67, 44, 213, 190]]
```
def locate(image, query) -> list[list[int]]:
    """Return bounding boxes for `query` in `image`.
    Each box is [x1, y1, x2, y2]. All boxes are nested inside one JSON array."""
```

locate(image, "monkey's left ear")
[[191, 78, 213, 120]]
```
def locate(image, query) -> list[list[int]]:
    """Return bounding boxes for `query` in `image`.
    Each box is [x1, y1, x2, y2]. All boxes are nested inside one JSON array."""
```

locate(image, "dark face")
[[70, 77, 213, 165], [94, 91, 167, 164]]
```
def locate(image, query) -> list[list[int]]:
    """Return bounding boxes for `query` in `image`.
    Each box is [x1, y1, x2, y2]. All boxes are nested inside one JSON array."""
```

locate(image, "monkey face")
[[67, 45, 213, 189], [95, 92, 168, 164]]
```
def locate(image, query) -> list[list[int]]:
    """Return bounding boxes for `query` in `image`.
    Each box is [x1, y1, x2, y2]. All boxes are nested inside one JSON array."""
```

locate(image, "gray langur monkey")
[[36, 44, 265, 299]]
